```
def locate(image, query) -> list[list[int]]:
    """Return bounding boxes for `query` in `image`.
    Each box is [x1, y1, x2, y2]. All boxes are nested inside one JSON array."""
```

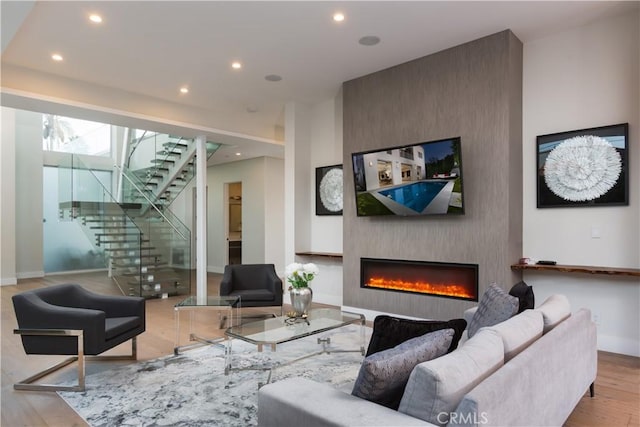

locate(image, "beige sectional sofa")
[[258, 295, 597, 427]]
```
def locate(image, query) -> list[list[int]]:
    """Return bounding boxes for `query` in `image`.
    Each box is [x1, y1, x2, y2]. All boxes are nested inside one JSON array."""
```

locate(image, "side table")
[[174, 295, 240, 355]]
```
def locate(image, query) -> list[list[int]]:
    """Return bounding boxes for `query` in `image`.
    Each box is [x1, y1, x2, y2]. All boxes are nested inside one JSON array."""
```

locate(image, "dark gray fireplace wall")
[[342, 30, 523, 319]]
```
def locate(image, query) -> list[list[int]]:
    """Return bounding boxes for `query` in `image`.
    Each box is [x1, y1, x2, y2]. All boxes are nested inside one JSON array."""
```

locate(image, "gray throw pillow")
[[351, 328, 454, 410], [467, 283, 519, 338]]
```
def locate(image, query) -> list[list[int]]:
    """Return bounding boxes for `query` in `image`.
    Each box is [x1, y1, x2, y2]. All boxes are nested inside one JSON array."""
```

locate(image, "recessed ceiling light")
[[235, 152, 242, 156], [333, 12, 345, 22], [359, 36, 381, 46], [265, 74, 282, 82], [180, 87, 189, 94], [89, 14, 102, 23], [51, 53, 63, 61], [231, 61, 242, 70]]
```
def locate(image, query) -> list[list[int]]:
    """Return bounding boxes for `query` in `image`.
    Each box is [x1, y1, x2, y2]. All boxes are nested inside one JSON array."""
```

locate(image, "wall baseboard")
[[598, 333, 640, 357], [16, 271, 44, 279], [1, 277, 18, 286], [45, 268, 108, 276], [208, 265, 224, 274]]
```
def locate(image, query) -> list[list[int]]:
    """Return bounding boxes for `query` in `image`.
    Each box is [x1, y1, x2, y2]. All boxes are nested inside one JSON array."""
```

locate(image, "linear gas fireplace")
[[360, 258, 478, 302]]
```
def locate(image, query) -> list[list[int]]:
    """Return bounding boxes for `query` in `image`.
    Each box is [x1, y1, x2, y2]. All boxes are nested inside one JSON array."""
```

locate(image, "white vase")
[[290, 287, 313, 316]]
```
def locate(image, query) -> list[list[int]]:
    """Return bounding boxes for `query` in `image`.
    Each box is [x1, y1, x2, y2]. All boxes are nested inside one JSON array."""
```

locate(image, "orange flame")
[[366, 277, 475, 299]]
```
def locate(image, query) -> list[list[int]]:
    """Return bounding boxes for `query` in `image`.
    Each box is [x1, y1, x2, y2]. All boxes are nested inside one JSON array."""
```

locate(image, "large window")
[[42, 114, 111, 156]]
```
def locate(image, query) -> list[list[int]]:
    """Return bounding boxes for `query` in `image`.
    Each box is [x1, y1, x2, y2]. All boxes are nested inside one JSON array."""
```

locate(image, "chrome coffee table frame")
[[224, 308, 366, 384], [174, 295, 240, 355]]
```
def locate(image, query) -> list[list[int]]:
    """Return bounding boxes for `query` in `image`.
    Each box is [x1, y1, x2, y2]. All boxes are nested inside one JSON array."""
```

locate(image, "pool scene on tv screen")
[[352, 138, 464, 216]]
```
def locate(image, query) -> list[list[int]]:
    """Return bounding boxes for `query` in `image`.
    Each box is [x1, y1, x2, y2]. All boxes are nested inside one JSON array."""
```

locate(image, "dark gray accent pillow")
[[509, 280, 535, 313], [352, 328, 454, 410], [468, 283, 519, 338]]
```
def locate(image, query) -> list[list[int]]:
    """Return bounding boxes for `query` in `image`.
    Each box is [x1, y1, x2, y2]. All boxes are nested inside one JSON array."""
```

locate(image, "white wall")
[[263, 156, 285, 270], [285, 101, 312, 260], [308, 94, 344, 307], [207, 157, 284, 273], [14, 109, 44, 278], [309, 94, 343, 252], [283, 95, 344, 306], [0, 107, 17, 285], [523, 11, 640, 356]]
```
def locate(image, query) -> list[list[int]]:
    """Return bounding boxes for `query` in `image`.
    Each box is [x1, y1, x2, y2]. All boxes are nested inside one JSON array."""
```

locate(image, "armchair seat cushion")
[[229, 289, 276, 302], [105, 316, 143, 340]]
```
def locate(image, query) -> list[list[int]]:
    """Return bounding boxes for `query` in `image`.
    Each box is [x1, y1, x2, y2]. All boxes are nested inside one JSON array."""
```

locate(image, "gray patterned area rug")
[[58, 324, 369, 427]]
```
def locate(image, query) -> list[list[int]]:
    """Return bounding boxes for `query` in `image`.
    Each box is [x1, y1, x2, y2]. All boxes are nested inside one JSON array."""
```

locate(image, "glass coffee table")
[[174, 295, 240, 355], [224, 308, 366, 382]]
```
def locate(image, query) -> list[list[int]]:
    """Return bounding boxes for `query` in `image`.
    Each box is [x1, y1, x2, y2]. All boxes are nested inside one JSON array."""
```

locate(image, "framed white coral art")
[[316, 164, 343, 215], [536, 123, 629, 208]]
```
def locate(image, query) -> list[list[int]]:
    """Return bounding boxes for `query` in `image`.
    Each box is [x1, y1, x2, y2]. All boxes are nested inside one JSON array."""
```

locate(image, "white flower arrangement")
[[285, 263, 319, 289]]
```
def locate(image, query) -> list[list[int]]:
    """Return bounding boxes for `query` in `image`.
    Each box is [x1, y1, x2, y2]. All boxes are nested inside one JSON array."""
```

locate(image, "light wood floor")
[[2, 272, 639, 426]]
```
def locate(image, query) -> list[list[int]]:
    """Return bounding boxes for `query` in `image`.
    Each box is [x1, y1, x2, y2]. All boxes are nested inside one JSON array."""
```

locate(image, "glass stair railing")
[[58, 154, 191, 299], [55, 128, 219, 298], [122, 131, 219, 207], [117, 164, 192, 291]]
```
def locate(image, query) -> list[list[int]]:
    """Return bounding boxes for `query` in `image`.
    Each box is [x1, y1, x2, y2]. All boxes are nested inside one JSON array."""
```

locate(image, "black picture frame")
[[536, 123, 629, 208], [315, 164, 343, 216]]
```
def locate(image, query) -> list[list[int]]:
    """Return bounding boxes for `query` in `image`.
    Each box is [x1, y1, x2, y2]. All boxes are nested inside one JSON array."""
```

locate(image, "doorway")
[[226, 182, 242, 265], [377, 160, 393, 187]]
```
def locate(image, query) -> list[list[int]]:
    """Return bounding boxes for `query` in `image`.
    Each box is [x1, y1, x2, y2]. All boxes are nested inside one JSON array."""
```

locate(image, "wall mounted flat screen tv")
[[351, 137, 464, 217]]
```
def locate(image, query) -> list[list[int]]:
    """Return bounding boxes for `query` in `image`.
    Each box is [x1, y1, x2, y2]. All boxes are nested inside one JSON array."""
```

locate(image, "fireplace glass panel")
[[361, 258, 478, 301]]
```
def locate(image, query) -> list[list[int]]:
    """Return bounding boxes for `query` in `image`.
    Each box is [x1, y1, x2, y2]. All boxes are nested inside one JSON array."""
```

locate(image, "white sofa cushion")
[[534, 294, 571, 333], [486, 309, 544, 362], [398, 328, 504, 427]]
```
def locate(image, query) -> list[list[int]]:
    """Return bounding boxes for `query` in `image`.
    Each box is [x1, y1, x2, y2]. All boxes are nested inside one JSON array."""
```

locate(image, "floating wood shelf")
[[295, 251, 343, 259], [511, 263, 640, 277]]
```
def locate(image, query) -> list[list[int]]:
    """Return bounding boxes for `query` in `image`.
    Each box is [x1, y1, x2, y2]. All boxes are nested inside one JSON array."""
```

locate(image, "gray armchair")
[[12, 283, 145, 392], [219, 264, 283, 326]]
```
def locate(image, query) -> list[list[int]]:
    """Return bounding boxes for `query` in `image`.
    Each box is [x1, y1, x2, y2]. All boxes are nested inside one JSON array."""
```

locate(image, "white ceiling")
[[2, 1, 637, 165]]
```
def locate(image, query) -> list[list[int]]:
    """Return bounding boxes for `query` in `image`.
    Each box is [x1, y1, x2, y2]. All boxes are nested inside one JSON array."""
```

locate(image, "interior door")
[[227, 182, 242, 265]]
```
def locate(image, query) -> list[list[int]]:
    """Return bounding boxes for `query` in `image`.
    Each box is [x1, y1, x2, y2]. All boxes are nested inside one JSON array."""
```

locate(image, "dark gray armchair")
[[219, 264, 283, 326], [12, 283, 145, 392]]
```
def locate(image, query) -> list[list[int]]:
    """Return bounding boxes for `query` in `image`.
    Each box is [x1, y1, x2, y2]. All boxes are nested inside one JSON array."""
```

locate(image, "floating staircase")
[[59, 200, 190, 298], [58, 133, 219, 299]]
